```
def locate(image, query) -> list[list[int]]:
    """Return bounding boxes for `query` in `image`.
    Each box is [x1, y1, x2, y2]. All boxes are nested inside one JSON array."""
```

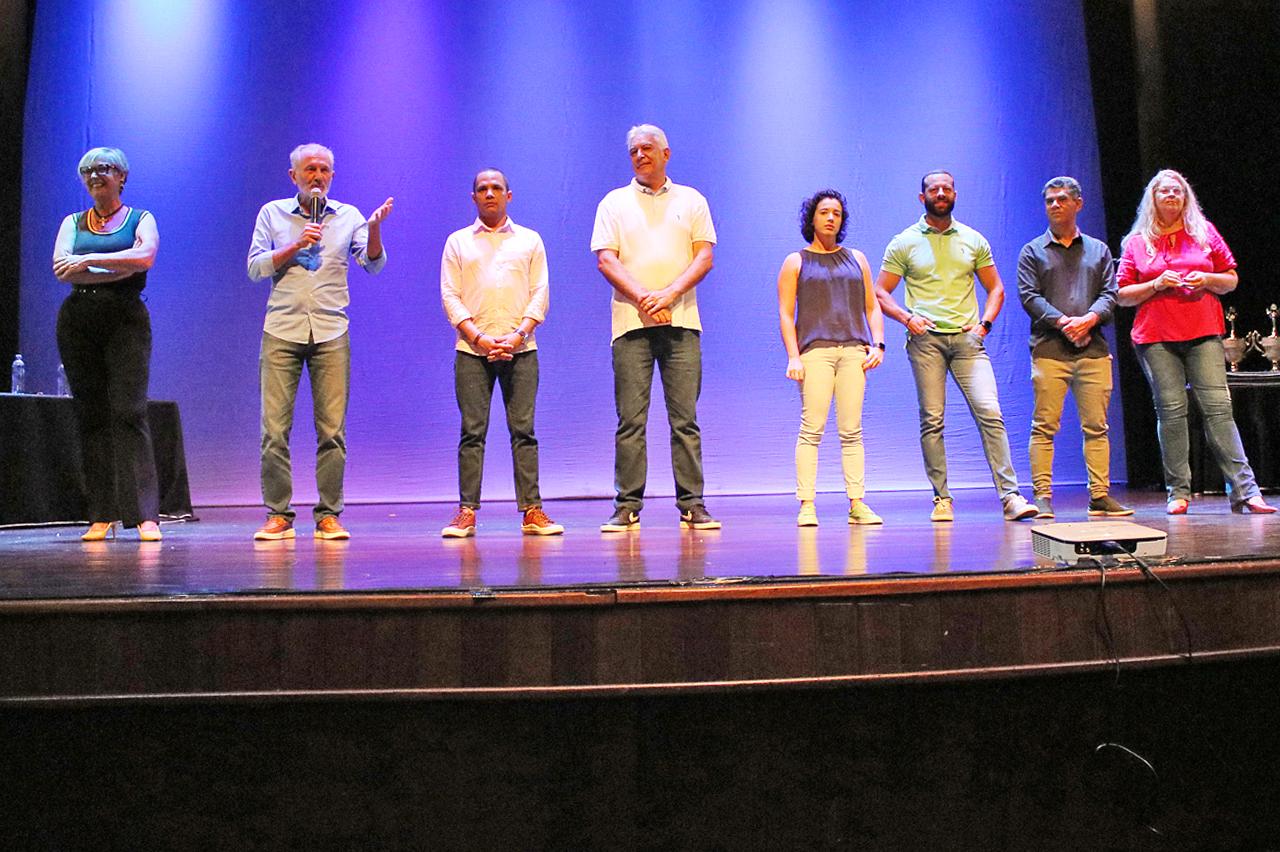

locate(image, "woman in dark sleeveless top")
[[52, 147, 162, 541], [777, 189, 886, 527]]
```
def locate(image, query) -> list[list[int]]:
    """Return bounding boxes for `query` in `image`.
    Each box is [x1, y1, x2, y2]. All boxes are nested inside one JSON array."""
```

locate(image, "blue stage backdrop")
[[19, 0, 1120, 508]]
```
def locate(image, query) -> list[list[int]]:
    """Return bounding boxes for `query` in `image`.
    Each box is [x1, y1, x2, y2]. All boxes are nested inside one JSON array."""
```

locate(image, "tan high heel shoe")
[[137, 520, 163, 542], [81, 522, 117, 542]]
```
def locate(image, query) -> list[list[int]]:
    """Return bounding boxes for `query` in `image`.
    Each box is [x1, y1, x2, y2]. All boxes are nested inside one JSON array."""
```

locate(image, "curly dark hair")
[[799, 189, 849, 244]]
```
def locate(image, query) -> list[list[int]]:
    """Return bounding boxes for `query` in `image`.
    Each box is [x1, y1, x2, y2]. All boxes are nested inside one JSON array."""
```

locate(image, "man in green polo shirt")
[[875, 170, 1037, 522]]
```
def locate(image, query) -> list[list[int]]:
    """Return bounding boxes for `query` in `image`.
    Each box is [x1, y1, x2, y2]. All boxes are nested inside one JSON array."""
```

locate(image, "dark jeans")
[[455, 350, 541, 509], [260, 331, 350, 523], [611, 326, 705, 513], [56, 289, 159, 527]]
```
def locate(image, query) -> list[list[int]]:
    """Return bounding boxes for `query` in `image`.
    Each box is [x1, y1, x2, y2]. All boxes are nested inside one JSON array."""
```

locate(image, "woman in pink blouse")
[[1116, 169, 1274, 515]]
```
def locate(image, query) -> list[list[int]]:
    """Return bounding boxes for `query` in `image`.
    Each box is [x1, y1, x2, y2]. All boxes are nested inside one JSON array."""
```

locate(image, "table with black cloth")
[[0, 394, 194, 525], [1188, 371, 1280, 494]]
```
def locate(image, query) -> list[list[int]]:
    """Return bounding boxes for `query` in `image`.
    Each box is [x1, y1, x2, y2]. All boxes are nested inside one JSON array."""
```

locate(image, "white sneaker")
[[1003, 494, 1038, 521]]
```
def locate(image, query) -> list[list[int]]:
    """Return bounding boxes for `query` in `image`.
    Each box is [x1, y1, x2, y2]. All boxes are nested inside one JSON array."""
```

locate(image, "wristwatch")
[[980, 320, 993, 333]]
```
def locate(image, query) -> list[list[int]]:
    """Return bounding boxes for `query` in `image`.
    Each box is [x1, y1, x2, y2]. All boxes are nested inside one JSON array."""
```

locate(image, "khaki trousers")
[[1029, 354, 1113, 497], [796, 344, 868, 501]]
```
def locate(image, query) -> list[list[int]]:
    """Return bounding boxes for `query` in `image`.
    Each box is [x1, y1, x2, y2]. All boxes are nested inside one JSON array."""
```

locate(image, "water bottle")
[[57, 363, 70, 397], [10, 354, 24, 394]]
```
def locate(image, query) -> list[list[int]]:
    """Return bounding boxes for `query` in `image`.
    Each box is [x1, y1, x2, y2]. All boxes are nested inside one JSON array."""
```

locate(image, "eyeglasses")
[[79, 163, 119, 177]]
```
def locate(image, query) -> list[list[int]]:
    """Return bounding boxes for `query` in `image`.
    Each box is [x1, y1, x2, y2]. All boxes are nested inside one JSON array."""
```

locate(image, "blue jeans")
[[1136, 336, 1259, 502], [612, 326, 705, 513], [455, 350, 542, 510], [259, 331, 350, 522], [905, 331, 1020, 501]]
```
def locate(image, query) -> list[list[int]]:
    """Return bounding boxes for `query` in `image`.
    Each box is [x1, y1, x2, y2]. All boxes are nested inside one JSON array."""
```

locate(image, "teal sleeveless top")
[[71, 207, 150, 293]]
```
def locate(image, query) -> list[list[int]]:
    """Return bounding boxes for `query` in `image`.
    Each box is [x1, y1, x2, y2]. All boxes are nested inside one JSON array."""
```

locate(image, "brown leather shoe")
[[314, 516, 350, 540], [253, 515, 295, 541]]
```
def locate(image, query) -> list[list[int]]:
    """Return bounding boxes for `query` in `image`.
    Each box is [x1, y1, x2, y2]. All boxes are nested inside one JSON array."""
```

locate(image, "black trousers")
[[56, 290, 159, 526]]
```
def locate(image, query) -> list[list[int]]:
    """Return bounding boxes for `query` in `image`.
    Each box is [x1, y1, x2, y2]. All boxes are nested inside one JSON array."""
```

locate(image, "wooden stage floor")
[[0, 487, 1277, 600], [3, 486, 1280, 705]]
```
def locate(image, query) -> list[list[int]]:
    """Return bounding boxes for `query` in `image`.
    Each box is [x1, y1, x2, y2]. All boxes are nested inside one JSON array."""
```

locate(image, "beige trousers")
[[796, 344, 868, 501], [1029, 354, 1113, 498]]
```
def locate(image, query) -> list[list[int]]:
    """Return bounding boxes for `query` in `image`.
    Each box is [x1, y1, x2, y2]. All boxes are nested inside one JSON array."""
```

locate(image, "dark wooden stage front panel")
[[5, 561, 1280, 703]]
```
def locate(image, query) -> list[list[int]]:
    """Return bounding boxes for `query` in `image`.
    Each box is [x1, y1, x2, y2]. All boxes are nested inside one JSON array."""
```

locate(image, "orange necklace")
[[88, 203, 126, 233]]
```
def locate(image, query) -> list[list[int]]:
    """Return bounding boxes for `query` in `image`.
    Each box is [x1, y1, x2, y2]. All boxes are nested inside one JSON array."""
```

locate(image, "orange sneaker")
[[521, 506, 564, 536], [253, 515, 295, 541], [314, 516, 350, 540], [442, 507, 477, 538]]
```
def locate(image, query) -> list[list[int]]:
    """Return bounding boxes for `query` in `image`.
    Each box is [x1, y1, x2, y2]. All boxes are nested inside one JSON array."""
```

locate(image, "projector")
[[1031, 521, 1167, 565]]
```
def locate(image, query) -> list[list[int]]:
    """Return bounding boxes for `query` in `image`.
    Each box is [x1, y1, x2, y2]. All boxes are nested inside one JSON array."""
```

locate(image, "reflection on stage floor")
[[1, 488, 1276, 601]]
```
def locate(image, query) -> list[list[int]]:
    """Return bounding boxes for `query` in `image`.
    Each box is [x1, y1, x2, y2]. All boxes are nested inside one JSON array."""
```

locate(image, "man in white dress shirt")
[[439, 168, 562, 538]]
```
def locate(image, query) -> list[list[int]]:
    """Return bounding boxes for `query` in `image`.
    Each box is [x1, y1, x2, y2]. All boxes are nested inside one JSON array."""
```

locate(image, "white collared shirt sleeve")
[[247, 204, 278, 281], [350, 214, 387, 274], [524, 232, 549, 323], [440, 232, 472, 328], [590, 195, 619, 253], [688, 192, 717, 245]]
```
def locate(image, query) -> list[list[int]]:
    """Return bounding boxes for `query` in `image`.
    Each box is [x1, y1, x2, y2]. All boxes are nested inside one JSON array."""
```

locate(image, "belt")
[[71, 285, 142, 297]]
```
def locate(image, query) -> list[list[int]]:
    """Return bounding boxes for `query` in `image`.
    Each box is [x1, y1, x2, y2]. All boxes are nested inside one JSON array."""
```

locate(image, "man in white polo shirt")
[[590, 124, 720, 532], [439, 168, 563, 538]]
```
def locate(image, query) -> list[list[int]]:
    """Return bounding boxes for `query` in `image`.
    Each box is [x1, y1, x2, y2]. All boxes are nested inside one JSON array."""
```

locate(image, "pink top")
[[1118, 221, 1236, 345]]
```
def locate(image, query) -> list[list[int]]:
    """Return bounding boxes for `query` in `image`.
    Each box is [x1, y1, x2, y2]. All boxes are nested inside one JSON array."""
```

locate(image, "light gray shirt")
[[247, 196, 387, 344]]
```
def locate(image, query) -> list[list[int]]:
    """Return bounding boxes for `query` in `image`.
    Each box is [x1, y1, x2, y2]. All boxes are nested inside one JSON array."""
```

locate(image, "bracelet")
[[473, 332, 486, 346], [516, 328, 529, 341]]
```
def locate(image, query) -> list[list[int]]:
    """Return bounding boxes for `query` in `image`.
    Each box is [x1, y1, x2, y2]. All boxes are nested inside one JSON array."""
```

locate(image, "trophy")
[[1222, 307, 1248, 371], [1261, 304, 1280, 371]]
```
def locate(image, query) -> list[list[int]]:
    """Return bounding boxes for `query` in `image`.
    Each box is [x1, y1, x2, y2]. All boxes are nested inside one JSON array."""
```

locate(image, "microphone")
[[309, 187, 324, 224]]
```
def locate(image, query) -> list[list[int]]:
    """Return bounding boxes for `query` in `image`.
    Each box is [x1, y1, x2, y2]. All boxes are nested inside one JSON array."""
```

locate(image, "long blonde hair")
[[1123, 169, 1210, 258]]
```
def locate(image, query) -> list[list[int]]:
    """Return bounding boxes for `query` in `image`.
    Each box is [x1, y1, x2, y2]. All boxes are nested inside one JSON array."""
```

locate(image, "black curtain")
[[0, 1, 34, 370], [1084, 0, 1280, 488]]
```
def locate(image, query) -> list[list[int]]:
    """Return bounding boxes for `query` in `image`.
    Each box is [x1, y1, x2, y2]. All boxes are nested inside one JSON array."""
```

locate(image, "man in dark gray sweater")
[[1016, 176, 1132, 519]]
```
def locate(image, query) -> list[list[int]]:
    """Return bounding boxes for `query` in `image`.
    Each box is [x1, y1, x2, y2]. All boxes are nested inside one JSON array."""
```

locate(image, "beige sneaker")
[[848, 501, 883, 525], [930, 497, 954, 522], [797, 502, 819, 527]]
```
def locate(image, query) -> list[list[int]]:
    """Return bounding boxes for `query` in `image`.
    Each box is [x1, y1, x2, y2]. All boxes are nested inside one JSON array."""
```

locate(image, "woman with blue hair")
[[52, 147, 163, 541]]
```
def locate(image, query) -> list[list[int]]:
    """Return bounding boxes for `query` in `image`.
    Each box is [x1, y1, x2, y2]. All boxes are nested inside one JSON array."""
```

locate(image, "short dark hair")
[[472, 168, 509, 192], [799, 189, 849, 244], [921, 170, 954, 193], [1041, 176, 1082, 200]]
